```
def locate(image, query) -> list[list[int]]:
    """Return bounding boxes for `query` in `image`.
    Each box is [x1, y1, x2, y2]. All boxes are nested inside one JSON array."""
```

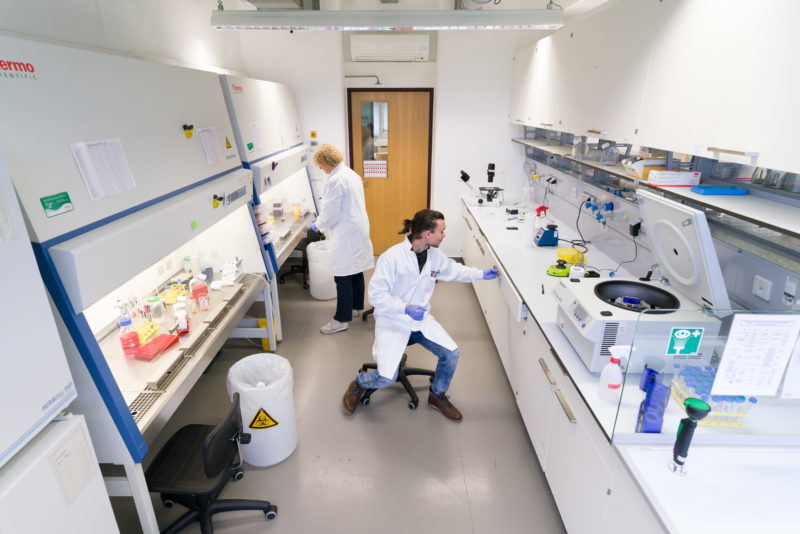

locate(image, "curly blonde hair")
[[313, 144, 343, 168]]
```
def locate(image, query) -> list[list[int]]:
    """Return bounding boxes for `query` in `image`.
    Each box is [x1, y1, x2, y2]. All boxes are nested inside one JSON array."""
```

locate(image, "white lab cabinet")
[[0, 415, 118, 533], [547, 1, 656, 143], [637, 0, 800, 172], [508, 43, 536, 125], [510, 320, 554, 469]]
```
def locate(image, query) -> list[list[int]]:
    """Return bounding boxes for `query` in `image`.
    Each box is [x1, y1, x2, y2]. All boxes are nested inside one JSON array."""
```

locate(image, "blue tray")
[[690, 185, 748, 195]]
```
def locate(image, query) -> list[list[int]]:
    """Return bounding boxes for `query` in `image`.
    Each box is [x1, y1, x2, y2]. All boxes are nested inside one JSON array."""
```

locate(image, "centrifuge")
[[553, 190, 731, 373]]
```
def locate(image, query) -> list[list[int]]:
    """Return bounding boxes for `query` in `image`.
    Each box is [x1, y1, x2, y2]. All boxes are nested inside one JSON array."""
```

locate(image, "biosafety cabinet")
[[0, 35, 277, 532]]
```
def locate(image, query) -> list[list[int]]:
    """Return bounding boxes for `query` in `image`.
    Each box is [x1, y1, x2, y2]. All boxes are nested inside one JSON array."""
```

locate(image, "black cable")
[[573, 198, 589, 249], [584, 235, 638, 275]]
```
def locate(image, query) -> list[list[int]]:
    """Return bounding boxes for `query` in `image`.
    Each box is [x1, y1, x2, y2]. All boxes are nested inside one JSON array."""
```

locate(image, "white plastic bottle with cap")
[[598, 345, 629, 402]]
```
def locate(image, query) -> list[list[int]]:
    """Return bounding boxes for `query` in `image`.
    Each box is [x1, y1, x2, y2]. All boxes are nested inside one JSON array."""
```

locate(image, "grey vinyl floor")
[[112, 266, 566, 534]]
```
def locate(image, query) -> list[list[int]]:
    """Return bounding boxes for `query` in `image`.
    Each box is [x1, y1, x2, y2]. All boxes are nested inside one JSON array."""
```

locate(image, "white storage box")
[[645, 169, 701, 186]]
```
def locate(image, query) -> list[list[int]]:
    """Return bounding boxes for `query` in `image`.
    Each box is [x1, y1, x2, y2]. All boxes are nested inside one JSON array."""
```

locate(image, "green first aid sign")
[[666, 327, 704, 356], [39, 192, 74, 218]]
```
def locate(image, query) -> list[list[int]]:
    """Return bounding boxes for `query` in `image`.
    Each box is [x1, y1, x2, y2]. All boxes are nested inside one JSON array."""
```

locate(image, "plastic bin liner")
[[226, 353, 297, 466]]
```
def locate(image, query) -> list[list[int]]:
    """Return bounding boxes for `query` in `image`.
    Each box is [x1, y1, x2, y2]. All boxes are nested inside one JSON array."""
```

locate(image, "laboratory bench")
[[462, 199, 800, 534]]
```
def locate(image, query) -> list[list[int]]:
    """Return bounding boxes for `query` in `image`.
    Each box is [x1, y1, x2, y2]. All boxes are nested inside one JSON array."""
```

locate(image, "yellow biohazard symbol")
[[225, 137, 232, 149], [249, 408, 278, 429]]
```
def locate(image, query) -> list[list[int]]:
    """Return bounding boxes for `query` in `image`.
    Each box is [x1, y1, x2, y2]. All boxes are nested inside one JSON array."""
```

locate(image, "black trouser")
[[333, 272, 365, 323]]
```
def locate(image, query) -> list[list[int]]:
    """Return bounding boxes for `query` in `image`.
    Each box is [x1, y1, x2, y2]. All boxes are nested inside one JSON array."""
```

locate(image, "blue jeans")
[[357, 330, 459, 395]]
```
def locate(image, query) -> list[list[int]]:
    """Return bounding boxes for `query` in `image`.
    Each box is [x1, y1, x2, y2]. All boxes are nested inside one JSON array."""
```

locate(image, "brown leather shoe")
[[342, 379, 366, 415], [428, 391, 463, 422]]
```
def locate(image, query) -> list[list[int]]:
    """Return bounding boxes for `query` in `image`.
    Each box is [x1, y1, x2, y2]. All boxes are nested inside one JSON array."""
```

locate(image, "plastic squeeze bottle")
[[598, 353, 623, 403]]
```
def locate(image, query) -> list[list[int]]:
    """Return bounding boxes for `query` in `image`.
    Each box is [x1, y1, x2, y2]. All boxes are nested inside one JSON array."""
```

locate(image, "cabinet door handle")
[[538, 358, 556, 385], [475, 238, 485, 256], [540, 122, 553, 127], [555, 389, 576, 423], [587, 129, 607, 135], [550, 347, 568, 376], [707, 146, 759, 158], [463, 216, 473, 231]]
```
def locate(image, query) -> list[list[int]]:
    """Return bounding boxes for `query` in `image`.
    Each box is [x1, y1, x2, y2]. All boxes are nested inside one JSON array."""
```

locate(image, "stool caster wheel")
[[232, 469, 244, 481], [361, 396, 370, 406], [265, 505, 278, 520], [409, 399, 418, 410], [163, 499, 174, 508]]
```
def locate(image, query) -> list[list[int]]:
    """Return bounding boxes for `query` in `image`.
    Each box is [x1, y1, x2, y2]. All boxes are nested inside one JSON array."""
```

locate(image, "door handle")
[[554, 389, 576, 423], [538, 358, 556, 385], [707, 146, 759, 158], [474, 238, 485, 256]]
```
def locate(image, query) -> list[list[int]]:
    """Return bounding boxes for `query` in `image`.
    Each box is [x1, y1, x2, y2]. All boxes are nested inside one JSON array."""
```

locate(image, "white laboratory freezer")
[[0, 414, 119, 533]]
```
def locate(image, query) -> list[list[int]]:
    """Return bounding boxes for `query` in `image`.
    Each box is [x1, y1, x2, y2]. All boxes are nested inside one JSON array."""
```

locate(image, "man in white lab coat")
[[342, 209, 498, 421], [312, 144, 374, 334]]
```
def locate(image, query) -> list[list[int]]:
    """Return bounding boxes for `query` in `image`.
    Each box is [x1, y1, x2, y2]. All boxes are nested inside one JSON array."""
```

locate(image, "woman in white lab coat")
[[341, 209, 498, 421], [312, 144, 374, 334]]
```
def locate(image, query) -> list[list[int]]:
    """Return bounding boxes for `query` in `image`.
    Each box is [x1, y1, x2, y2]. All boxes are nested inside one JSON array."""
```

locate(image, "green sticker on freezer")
[[666, 327, 704, 356], [40, 192, 74, 218]]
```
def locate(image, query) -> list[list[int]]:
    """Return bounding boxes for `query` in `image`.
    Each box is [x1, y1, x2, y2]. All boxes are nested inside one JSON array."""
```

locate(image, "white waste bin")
[[226, 353, 298, 467], [306, 240, 336, 300]]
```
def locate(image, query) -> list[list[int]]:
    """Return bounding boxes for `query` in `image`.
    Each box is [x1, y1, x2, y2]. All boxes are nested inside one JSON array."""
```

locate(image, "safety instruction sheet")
[[712, 314, 800, 396]]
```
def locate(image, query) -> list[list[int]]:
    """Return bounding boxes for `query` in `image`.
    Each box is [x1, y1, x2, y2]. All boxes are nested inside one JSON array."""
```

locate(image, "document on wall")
[[197, 127, 223, 164], [70, 138, 136, 201], [711, 314, 800, 396]]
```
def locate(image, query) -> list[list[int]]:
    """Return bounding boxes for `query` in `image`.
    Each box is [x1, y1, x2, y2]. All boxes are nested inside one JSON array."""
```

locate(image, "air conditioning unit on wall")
[[350, 34, 430, 62]]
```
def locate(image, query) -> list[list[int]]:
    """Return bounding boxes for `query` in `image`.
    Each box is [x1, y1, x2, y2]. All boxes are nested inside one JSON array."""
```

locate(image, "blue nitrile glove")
[[405, 305, 426, 321], [483, 268, 499, 280], [311, 220, 319, 232]]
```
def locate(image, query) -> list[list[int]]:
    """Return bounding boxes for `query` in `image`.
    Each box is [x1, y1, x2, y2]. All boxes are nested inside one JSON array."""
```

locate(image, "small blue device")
[[534, 224, 559, 246]]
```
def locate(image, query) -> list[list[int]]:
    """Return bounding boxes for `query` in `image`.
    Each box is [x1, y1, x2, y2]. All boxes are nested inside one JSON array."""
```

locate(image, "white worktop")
[[464, 200, 800, 533]]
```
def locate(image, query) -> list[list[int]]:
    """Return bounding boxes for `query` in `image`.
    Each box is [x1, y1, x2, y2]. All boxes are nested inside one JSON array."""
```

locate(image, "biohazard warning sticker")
[[249, 408, 278, 429], [225, 136, 232, 149]]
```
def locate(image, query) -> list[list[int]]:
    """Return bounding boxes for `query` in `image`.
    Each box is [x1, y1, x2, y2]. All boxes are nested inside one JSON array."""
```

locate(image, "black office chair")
[[358, 341, 435, 410], [279, 229, 324, 289], [145, 393, 277, 534]]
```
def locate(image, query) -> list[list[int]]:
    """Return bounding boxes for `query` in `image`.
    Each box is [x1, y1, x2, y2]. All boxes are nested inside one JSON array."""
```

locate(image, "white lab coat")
[[315, 163, 374, 276], [368, 237, 484, 378]]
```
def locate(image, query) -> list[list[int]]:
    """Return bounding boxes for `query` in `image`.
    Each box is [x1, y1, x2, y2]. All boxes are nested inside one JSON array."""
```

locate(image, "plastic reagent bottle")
[[598, 355, 622, 402]]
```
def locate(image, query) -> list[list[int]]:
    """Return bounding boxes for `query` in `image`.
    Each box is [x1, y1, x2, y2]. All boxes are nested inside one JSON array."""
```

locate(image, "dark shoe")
[[342, 379, 366, 415], [428, 391, 463, 422]]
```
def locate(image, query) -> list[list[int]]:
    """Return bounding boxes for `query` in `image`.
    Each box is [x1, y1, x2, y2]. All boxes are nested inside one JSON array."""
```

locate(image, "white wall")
[[431, 30, 528, 256]]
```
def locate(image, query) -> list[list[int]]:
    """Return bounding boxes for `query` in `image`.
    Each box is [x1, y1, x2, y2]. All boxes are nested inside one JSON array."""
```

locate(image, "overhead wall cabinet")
[[636, 0, 800, 173], [510, 0, 800, 173]]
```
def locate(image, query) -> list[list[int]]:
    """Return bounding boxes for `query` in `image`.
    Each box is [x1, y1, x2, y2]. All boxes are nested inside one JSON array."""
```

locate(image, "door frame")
[[346, 87, 434, 208]]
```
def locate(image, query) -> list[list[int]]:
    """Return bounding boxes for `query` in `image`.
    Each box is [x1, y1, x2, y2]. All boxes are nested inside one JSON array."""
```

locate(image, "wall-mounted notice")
[[711, 314, 800, 396], [197, 127, 222, 164], [364, 160, 387, 178], [70, 138, 136, 201]]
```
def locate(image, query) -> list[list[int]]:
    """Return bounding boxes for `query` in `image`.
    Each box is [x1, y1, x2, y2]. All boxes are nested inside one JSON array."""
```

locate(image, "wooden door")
[[348, 89, 432, 255]]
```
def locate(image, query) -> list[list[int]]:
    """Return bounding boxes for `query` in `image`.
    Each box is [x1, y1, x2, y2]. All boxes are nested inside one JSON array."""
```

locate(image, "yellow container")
[[258, 318, 277, 351], [557, 247, 586, 265]]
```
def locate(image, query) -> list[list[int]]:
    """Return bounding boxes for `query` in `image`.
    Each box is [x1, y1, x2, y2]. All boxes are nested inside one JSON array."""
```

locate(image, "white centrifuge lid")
[[636, 189, 731, 310]]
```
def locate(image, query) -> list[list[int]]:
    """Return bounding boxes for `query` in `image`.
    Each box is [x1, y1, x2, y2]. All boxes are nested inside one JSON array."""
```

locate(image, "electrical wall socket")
[[571, 186, 578, 198], [752, 274, 773, 301]]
